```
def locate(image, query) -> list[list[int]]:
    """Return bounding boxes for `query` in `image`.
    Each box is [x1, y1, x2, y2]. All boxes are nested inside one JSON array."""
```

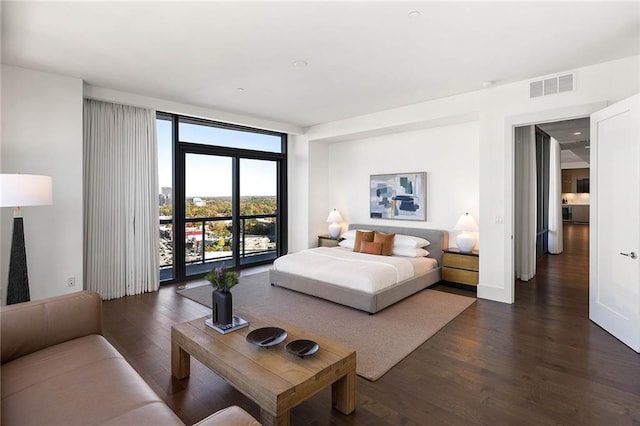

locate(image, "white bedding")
[[272, 247, 438, 294]]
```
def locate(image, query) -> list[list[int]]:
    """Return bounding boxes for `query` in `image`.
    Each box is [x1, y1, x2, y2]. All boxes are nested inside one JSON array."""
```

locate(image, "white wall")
[[1, 65, 84, 303], [298, 55, 639, 304], [0, 68, 297, 303], [3, 55, 637, 306], [286, 134, 310, 252], [308, 141, 330, 242], [324, 122, 480, 246]]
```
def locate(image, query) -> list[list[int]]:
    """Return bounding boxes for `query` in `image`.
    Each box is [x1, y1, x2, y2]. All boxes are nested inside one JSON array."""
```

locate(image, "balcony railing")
[[160, 214, 277, 280]]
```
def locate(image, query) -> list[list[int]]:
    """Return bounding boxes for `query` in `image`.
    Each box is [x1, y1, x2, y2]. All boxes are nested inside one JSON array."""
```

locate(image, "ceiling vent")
[[529, 72, 575, 98]]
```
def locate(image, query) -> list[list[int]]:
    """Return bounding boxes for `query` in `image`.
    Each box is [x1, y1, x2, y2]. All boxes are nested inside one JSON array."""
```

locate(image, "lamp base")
[[456, 232, 476, 253], [328, 223, 341, 239], [7, 217, 30, 305]]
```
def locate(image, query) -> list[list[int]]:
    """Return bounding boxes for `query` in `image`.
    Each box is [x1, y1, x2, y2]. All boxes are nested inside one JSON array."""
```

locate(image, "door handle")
[[619, 252, 638, 259]]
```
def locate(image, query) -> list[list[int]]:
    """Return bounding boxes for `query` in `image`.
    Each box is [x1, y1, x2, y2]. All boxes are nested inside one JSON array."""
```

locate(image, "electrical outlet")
[[67, 277, 76, 287]]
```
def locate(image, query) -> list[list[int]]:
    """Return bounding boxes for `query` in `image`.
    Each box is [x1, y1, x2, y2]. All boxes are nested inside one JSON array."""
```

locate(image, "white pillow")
[[340, 239, 427, 256], [338, 239, 355, 249], [392, 247, 430, 257], [341, 230, 430, 248], [340, 229, 359, 240], [393, 234, 430, 248]]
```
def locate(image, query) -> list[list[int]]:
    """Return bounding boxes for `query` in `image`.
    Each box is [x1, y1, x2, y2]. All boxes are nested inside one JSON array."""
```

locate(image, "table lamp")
[[0, 174, 53, 304], [326, 209, 343, 239], [454, 212, 478, 253]]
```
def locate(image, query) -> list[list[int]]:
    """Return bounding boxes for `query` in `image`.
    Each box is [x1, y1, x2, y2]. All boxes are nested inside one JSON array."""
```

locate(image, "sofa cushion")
[[100, 402, 186, 426], [194, 406, 261, 426], [1, 335, 119, 399], [1, 291, 102, 364], [1, 334, 182, 425]]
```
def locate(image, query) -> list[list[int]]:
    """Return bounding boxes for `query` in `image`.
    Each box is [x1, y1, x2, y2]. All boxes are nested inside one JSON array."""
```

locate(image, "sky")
[[157, 119, 278, 197]]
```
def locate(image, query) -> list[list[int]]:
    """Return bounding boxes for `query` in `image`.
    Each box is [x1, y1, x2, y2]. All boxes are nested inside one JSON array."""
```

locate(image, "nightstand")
[[441, 248, 479, 286], [318, 235, 341, 247]]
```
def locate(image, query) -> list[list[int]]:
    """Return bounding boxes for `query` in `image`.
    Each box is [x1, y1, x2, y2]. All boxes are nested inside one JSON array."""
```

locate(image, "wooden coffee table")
[[171, 312, 356, 426]]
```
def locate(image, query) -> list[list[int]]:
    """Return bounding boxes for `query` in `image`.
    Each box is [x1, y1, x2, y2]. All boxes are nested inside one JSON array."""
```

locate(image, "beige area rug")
[[177, 271, 475, 381]]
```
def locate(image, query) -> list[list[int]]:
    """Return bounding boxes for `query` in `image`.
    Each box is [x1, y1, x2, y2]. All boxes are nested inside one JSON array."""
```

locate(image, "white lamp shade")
[[454, 213, 478, 232], [0, 174, 53, 207], [326, 209, 343, 223]]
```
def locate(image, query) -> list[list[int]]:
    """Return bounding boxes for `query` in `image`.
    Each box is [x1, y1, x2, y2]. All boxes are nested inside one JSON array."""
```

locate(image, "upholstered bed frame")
[[269, 223, 449, 314]]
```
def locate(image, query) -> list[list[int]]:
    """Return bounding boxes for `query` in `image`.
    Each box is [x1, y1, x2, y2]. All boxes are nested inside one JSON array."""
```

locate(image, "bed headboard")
[[348, 223, 449, 266]]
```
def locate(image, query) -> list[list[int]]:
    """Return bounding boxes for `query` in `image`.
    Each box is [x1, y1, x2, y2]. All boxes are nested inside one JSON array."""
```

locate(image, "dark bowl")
[[285, 339, 319, 358], [246, 327, 287, 347]]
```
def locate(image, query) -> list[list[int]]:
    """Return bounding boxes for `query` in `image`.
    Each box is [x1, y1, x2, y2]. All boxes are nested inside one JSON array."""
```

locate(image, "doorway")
[[514, 117, 591, 296]]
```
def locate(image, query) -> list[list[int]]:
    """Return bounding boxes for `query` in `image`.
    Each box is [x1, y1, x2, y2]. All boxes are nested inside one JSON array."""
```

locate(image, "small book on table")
[[205, 315, 249, 334]]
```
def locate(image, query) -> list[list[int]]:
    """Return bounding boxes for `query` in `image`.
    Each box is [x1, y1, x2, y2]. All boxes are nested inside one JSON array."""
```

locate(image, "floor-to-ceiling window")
[[157, 113, 287, 283]]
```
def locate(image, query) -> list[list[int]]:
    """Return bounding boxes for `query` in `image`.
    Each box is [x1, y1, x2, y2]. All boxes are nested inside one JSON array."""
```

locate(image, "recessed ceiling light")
[[482, 81, 493, 88], [573, 131, 582, 135], [237, 87, 245, 92], [408, 10, 421, 19], [293, 60, 308, 68]]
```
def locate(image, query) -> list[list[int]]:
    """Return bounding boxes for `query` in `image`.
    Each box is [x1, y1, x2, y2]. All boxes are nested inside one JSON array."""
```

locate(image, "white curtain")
[[514, 126, 537, 281], [548, 137, 564, 254], [84, 99, 159, 300]]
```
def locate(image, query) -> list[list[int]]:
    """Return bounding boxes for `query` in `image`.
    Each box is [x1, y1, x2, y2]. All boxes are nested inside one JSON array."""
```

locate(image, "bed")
[[269, 223, 449, 313]]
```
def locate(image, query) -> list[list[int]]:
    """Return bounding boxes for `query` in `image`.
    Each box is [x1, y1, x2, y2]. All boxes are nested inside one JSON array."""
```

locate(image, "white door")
[[590, 93, 640, 353]]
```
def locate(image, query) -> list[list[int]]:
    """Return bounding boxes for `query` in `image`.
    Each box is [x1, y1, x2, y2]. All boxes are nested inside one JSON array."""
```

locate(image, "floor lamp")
[[0, 174, 53, 305]]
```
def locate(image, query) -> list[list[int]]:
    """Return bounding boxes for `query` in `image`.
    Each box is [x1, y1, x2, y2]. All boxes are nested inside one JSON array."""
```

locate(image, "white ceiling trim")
[[83, 85, 304, 135]]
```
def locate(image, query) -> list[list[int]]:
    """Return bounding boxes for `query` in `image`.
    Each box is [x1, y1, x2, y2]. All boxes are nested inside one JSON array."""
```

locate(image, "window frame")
[[157, 112, 288, 284]]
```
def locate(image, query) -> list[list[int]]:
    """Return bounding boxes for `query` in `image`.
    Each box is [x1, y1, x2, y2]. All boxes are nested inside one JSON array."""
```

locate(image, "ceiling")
[[2, 2, 639, 129], [538, 118, 591, 167]]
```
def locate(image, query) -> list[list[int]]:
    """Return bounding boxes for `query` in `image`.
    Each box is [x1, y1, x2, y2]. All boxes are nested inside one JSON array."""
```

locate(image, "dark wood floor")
[[102, 223, 640, 425]]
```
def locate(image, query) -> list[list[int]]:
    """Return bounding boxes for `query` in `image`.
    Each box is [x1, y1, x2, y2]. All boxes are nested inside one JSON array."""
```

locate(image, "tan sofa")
[[0, 291, 260, 426]]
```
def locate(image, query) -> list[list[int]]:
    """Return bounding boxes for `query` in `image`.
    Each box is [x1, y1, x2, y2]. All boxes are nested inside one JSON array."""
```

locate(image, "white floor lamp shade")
[[454, 213, 478, 253], [326, 209, 343, 239]]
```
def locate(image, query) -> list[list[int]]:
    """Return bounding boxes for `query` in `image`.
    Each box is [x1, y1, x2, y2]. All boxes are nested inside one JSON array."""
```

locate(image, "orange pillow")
[[374, 231, 395, 256], [360, 241, 382, 255], [353, 230, 375, 252]]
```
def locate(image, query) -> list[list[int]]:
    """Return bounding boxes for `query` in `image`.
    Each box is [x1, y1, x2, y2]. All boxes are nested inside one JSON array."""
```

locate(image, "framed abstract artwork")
[[370, 172, 426, 221]]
